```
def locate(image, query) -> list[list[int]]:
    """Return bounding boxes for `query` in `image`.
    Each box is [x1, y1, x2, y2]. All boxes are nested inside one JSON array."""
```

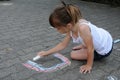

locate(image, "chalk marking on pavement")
[[0, 2, 13, 6], [22, 53, 71, 72]]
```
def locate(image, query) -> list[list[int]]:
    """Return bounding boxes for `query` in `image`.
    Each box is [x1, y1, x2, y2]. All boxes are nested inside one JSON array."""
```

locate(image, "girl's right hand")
[[72, 45, 85, 50], [37, 51, 48, 57], [72, 45, 82, 50]]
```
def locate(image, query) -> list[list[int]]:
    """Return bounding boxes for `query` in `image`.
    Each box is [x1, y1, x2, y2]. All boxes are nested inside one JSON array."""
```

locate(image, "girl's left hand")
[[80, 64, 92, 74]]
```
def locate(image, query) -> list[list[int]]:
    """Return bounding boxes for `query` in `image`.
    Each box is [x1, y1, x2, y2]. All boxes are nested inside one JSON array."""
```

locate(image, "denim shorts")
[[94, 45, 113, 60]]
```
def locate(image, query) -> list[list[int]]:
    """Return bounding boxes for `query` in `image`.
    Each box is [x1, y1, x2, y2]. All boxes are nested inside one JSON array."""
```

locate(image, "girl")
[[37, 1, 113, 74]]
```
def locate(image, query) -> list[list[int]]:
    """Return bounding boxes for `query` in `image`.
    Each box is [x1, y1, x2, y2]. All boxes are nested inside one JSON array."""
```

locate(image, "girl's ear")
[[66, 23, 72, 30]]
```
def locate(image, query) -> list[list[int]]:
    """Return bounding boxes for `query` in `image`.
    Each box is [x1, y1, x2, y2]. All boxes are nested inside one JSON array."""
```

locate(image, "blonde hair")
[[49, 1, 82, 28]]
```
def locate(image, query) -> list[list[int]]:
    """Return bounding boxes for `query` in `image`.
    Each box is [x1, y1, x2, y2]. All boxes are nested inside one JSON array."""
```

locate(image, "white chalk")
[[114, 39, 120, 44], [33, 56, 41, 61]]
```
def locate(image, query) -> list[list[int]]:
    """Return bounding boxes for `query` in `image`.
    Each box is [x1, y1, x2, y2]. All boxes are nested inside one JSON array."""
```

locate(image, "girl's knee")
[[70, 51, 77, 59], [70, 50, 88, 60]]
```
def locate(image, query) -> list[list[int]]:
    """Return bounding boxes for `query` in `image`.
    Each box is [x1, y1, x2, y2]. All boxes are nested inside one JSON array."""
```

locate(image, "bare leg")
[[70, 48, 88, 60]]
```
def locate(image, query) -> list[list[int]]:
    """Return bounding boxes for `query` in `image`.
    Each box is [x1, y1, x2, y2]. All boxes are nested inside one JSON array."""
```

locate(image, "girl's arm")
[[38, 32, 71, 56], [79, 24, 94, 73]]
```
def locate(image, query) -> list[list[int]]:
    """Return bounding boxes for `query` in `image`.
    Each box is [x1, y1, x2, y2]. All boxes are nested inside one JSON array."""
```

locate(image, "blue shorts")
[[94, 46, 113, 60]]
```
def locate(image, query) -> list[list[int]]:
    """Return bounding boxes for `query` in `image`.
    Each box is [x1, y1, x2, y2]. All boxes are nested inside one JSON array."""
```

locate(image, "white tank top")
[[71, 20, 113, 55]]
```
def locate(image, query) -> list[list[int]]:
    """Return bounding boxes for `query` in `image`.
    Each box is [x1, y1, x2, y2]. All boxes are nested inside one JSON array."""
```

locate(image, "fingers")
[[80, 68, 90, 74], [73, 46, 79, 49], [72, 47, 81, 50], [84, 69, 88, 74], [37, 51, 45, 56], [37, 52, 42, 56], [80, 65, 91, 74], [84, 69, 91, 74], [80, 67, 88, 74]]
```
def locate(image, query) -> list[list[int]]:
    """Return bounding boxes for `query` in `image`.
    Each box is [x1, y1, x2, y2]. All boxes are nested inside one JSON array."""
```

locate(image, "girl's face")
[[52, 18, 73, 34], [55, 23, 72, 34], [55, 26, 68, 34]]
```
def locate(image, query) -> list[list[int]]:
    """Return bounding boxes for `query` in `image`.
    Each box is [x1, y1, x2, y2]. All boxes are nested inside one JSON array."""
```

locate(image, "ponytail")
[[66, 5, 82, 25]]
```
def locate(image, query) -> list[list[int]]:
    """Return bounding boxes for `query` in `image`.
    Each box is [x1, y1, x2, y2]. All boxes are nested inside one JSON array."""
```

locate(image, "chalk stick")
[[33, 56, 41, 61]]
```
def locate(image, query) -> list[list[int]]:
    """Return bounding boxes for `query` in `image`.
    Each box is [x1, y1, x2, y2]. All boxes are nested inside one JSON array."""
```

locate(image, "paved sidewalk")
[[0, 0, 120, 80]]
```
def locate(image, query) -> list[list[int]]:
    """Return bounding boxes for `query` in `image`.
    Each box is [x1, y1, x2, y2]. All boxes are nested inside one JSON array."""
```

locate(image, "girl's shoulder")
[[79, 19, 90, 29], [78, 19, 91, 34], [79, 19, 89, 25]]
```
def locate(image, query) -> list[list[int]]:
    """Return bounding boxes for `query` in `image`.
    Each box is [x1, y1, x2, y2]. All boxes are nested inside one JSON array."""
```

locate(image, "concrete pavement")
[[0, 0, 120, 80]]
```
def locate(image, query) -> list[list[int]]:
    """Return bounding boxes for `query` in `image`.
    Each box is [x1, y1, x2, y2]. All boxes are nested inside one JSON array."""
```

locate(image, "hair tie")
[[60, 0, 67, 6]]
